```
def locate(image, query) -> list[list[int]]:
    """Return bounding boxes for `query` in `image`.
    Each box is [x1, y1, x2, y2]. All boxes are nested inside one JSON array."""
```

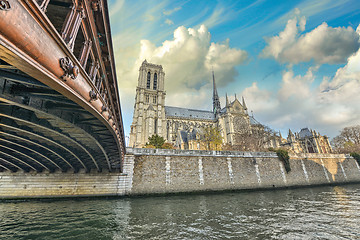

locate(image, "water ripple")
[[0, 185, 360, 239]]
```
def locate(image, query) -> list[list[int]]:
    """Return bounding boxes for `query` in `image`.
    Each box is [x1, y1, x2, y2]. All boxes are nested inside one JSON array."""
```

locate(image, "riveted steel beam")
[[0, 113, 102, 171], [0, 138, 62, 171], [0, 97, 114, 171], [0, 144, 49, 171], [0, 157, 24, 172], [0, 150, 38, 171], [0, 163, 11, 171], [0, 123, 88, 171], [0, 131, 74, 170]]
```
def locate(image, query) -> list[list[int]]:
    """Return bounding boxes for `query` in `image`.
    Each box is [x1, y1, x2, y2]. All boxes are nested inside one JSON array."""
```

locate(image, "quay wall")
[[1, 148, 360, 198], [0, 157, 135, 199], [126, 148, 360, 195]]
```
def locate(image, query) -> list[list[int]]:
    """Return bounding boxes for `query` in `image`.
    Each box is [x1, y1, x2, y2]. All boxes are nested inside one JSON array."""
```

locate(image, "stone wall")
[[126, 148, 360, 195], [0, 159, 136, 199], [0, 171, 121, 199], [1, 148, 359, 198]]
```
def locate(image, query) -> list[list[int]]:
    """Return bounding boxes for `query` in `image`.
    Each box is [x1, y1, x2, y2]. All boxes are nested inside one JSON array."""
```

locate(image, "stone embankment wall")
[[0, 158, 135, 199], [126, 148, 360, 195], [0, 148, 359, 198]]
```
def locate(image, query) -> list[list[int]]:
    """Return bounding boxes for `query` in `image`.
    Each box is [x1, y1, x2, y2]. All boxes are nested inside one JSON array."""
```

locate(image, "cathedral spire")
[[242, 96, 247, 109], [288, 129, 295, 142], [288, 129, 293, 136], [212, 70, 221, 115], [226, 93, 229, 107], [242, 96, 248, 113]]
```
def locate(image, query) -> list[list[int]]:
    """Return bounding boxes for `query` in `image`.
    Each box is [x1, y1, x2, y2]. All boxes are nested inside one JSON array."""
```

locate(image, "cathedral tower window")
[[145, 94, 149, 103], [153, 73, 157, 90], [146, 71, 151, 89], [153, 96, 157, 104]]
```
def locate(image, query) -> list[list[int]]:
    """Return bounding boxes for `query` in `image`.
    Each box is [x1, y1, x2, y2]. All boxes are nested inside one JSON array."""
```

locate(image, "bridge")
[[0, 0, 125, 173]]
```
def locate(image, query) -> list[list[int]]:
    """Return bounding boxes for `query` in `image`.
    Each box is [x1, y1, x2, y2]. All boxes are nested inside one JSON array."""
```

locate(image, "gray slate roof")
[[298, 128, 313, 138], [249, 116, 261, 125], [165, 106, 215, 120]]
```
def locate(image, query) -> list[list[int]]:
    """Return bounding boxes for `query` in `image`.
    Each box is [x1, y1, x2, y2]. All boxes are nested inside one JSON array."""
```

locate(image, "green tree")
[[144, 144, 156, 149], [202, 126, 223, 150], [146, 134, 165, 148], [161, 143, 175, 149]]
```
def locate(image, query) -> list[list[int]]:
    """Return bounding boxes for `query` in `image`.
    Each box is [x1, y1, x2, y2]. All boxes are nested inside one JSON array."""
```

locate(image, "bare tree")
[[229, 124, 278, 152], [331, 125, 360, 153]]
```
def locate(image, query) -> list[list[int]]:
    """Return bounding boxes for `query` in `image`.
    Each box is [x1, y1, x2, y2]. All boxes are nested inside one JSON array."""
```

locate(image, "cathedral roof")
[[165, 106, 215, 120], [249, 116, 261, 125], [298, 128, 313, 138], [141, 59, 163, 70], [220, 107, 227, 114]]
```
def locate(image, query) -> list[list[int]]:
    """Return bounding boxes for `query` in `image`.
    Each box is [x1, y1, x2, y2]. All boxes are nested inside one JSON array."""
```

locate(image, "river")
[[1, 184, 359, 239]]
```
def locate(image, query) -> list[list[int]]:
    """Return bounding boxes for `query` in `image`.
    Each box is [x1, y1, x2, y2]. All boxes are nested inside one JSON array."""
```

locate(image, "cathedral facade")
[[129, 60, 332, 153], [282, 128, 332, 154], [129, 60, 280, 150]]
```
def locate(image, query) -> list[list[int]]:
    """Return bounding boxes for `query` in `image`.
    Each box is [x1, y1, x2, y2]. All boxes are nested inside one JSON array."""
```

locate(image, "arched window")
[[153, 73, 157, 90], [306, 140, 315, 153], [146, 72, 151, 89]]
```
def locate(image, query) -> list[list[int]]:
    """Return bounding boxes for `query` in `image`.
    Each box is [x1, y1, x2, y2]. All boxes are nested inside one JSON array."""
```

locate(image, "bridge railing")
[[126, 147, 349, 159]]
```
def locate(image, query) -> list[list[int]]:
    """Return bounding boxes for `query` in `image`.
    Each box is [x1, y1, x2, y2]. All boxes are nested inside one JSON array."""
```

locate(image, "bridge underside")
[[0, 66, 121, 173]]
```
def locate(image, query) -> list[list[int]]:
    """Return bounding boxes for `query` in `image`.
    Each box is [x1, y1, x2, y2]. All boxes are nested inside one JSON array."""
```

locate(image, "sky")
[[108, 0, 360, 140]]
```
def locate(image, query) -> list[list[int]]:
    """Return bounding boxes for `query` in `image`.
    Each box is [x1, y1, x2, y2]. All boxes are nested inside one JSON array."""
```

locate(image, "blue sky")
[[109, 0, 360, 140]]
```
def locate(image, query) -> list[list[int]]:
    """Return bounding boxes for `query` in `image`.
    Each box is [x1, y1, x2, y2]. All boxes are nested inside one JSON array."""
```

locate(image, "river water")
[[1, 184, 360, 239]]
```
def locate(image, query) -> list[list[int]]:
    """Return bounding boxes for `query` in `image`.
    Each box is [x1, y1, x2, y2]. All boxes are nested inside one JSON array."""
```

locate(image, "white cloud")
[[200, 8, 225, 28], [167, 88, 211, 110], [145, 14, 155, 22], [115, 25, 248, 133], [163, 7, 181, 16], [165, 19, 174, 25], [278, 66, 317, 100], [241, 82, 277, 113], [205, 39, 248, 71], [109, 0, 125, 17], [262, 15, 360, 64], [243, 36, 360, 138], [195, 4, 238, 29], [261, 15, 304, 61], [239, 69, 318, 135], [317, 44, 360, 126], [274, 1, 352, 27], [135, 25, 247, 93]]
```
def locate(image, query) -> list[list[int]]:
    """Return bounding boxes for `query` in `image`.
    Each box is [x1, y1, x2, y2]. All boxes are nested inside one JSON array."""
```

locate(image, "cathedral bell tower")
[[129, 60, 166, 148]]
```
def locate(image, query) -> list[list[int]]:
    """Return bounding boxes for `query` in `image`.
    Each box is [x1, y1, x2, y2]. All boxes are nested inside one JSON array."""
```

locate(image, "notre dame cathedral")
[[129, 60, 332, 153]]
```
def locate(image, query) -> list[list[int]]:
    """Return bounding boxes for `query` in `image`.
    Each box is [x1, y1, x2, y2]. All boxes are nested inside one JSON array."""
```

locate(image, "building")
[[129, 61, 334, 153], [129, 60, 282, 150], [282, 128, 332, 154]]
